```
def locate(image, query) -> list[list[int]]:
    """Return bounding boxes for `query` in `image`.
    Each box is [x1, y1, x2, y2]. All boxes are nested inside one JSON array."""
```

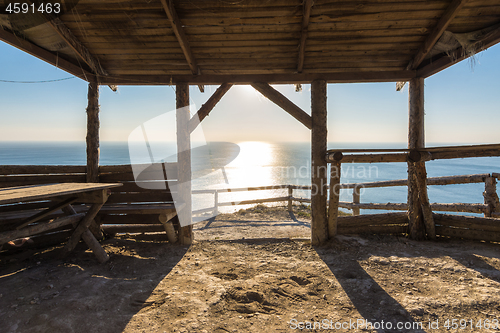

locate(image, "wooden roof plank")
[[160, 0, 203, 92], [298, 0, 314, 73]]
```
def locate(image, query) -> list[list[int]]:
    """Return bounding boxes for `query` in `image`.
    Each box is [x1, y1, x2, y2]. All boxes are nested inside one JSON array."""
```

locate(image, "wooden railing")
[[192, 173, 500, 217]]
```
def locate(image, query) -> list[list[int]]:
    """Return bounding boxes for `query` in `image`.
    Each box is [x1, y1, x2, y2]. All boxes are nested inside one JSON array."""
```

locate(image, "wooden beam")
[[95, 70, 417, 86], [417, 22, 500, 78], [297, 0, 314, 73], [396, 0, 467, 90], [160, 0, 204, 92], [176, 82, 193, 245], [410, 0, 468, 70], [407, 77, 426, 240], [251, 82, 312, 130], [188, 83, 233, 133], [0, 29, 91, 80], [311, 80, 328, 245], [86, 80, 100, 183]]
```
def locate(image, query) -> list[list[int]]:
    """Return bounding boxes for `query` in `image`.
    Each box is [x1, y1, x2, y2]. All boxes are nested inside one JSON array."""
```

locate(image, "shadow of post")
[[317, 251, 427, 333]]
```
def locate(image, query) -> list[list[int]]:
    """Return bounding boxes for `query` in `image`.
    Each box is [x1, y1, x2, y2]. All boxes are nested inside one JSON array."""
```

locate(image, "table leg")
[[81, 229, 109, 263], [61, 203, 105, 259]]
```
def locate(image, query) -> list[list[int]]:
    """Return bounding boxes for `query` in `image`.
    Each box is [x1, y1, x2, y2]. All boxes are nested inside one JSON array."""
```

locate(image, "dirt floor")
[[1, 205, 500, 333]]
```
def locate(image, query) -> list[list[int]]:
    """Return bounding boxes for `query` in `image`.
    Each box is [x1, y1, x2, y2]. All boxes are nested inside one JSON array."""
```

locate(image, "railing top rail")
[[191, 173, 495, 193], [327, 143, 500, 154]]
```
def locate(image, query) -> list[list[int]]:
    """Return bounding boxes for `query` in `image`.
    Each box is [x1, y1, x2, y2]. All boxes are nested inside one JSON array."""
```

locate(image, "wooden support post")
[[176, 82, 193, 245], [288, 186, 293, 212], [85, 80, 104, 240], [484, 176, 500, 217], [407, 77, 426, 240], [352, 185, 361, 216], [415, 162, 436, 239], [328, 161, 341, 237], [86, 80, 100, 183], [311, 80, 328, 245]]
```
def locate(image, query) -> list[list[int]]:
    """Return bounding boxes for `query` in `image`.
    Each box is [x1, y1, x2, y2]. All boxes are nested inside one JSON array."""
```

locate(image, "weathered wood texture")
[[176, 83, 193, 245], [297, 0, 314, 73], [434, 213, 500, 242], [484, 176, 500, 217], [328, 161, 340, 237], [251, 82, 312, 129], [337, 212, 408, 235], [311, 79, 328, 245], [407, 77, 426, 240], [339, 202, 489, 214], [409, 0, 469, 70], [2, 0, 499, 84], [0, 214, 83, 245], [352, 186, 361, 216], [415, 161, 436, 239], [86, 81, 100, 183]]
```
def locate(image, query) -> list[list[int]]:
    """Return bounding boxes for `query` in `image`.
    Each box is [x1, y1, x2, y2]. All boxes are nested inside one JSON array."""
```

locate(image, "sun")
[[234, 84, 256, 96]]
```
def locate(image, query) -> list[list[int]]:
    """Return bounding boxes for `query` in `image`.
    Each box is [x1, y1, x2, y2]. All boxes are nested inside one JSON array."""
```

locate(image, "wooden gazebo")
[[2, 0, 500, 245]]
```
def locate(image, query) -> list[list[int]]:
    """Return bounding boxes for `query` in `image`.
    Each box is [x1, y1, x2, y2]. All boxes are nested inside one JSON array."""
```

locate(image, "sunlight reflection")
[[222, 141, 277, 205]]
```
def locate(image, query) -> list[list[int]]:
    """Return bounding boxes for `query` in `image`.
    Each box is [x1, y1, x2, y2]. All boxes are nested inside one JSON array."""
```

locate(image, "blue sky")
[[0, 41, 499, 145]]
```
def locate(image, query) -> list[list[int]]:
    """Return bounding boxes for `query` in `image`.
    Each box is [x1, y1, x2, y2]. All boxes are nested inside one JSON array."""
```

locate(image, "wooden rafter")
[[297, 0, 314, 73], [28, 4, 117, 91], [160, 0, 204, 92], [417, 22, 500, 78], [47, 21, 117, 91], [0, 28, 92, 80], [251, 82, 312, 129], [188, 83, 233, 133], [411, 0, 468, 70], [95, 70, 416, 86], [397, 0, 468, 90]]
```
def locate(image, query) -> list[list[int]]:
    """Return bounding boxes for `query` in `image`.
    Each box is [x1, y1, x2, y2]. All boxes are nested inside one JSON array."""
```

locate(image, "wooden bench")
[[0, 163, 180, 249]]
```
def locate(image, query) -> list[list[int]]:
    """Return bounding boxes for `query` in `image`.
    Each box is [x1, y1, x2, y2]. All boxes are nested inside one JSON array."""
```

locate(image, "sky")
[[0, 41, 499, 145]]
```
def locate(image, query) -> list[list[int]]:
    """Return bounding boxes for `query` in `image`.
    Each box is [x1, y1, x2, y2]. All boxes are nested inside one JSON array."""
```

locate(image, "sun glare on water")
[[226, 141, 275, 187]]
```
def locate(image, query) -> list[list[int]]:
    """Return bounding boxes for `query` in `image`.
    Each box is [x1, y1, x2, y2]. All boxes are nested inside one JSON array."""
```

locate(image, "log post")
[[311, 79, 328, 245], [407, 77, 426, 240], [484, 176, 500, 217], [415, 162, 436, 239], [86, 80, 100, 183], [176, 82, 193, 245], [288, 186, 293, 212], [328, 161, 341, 237], [85, 80, 104, 239], [352, 185, 361, 216]]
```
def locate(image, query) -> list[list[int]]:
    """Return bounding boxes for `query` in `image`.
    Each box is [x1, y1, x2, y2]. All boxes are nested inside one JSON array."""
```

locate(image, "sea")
[[1, 141, 499, 216]]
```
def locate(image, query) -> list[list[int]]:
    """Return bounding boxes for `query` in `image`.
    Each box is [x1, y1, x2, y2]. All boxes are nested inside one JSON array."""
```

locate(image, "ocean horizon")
[[1, 141, 498, 215]]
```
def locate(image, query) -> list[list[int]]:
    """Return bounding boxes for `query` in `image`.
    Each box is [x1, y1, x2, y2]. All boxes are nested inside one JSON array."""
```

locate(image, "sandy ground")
[[1, 205, 500, 333]]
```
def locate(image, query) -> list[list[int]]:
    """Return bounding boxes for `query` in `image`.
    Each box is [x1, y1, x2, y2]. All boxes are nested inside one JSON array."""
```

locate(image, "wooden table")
[[0, 183, 122, 263]]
